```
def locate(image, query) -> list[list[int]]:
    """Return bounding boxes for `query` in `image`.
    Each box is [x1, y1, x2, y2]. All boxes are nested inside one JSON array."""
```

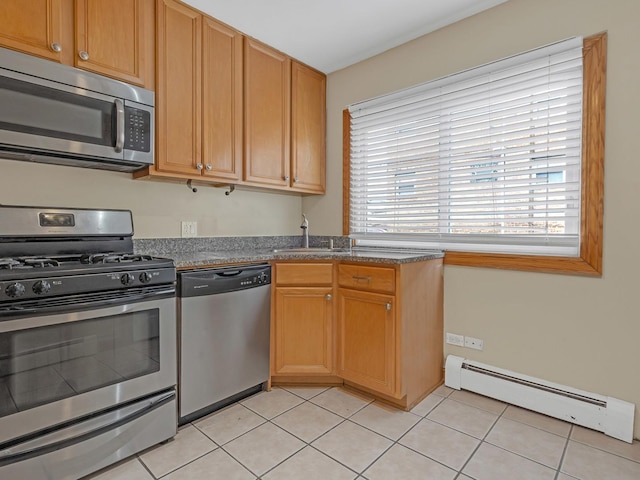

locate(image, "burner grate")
[[81, 253, 154, 264], [0, 258, 22, 270], [22, 257, 61, 268]]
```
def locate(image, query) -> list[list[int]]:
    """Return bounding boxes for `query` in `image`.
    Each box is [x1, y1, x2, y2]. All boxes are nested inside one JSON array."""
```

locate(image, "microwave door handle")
[[114, 99, 125, 153]]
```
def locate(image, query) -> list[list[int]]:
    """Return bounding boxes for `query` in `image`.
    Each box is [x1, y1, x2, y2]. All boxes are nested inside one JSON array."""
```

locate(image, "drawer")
[[338, 264, 395, 293], [275, 263, 333, 285]]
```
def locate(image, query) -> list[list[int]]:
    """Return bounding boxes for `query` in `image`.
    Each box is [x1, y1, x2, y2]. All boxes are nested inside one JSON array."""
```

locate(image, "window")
[[343, 33, 606, 275]]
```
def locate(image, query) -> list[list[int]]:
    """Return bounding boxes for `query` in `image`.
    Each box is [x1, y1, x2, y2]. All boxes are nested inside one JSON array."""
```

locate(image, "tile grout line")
[[475, 408, 573, 476], [553, 424, 574, 480], [216, 387, 374, 478], [356, 389, 494, 477], [567, 435, 640, 465], [133, 454, 160, 480], [261, 388, 381, 477], [255, 406, 357, 477], [437, 394, 583, 476], [351, 390, 461, 477], [451, 396, 508, 478], [121, 387, 629, 480]]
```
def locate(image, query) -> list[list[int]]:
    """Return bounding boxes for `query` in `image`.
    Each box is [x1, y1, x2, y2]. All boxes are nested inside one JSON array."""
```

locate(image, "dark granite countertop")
[[154, 248, 443, 269], [133, 236, 444, 269]]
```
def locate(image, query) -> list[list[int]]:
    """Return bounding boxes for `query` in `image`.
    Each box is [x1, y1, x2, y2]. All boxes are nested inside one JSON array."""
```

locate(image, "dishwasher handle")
[[216, 269, 242, 277]]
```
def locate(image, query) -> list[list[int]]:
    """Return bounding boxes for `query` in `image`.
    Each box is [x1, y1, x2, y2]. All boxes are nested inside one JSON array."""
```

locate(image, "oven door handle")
[[0, 390, 175, 467]]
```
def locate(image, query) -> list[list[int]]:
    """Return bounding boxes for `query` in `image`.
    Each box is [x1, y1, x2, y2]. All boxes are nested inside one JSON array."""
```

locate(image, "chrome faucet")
[[300, 214, 309, 248]]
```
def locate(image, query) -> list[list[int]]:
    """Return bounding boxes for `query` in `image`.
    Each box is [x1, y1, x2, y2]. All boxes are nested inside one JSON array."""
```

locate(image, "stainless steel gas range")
[[0, 205, 177, 479]]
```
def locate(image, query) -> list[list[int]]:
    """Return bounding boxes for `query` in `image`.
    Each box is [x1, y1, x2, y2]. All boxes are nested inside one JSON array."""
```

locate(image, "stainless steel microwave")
[[0, 47, 154, 172]]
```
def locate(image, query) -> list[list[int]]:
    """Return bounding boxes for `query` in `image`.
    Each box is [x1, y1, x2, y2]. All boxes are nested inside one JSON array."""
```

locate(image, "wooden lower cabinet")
[[270, 258, 444, 410], [273, 286, 333, 375], [336, 288, 397, 397], [271, 263, 335, 380]]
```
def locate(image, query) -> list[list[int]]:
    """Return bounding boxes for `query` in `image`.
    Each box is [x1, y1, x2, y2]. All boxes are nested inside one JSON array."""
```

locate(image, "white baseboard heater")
[[445, 355, 635, 443]]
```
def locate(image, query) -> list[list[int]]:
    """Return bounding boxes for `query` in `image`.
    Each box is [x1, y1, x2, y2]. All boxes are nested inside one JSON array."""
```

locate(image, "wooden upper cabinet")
[[244, 39, 291, 188], [291, 61, 326, 193], [202, 18, 243, 182], [0, 0, 154, 88], [75, 0, 153, 88], [0, 0, 65, 62], [156, 0, 202, 176], [154, 5, 244, 181]]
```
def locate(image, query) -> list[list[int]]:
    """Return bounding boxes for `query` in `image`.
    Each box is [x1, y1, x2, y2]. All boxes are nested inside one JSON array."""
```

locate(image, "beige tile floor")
[[87, 386, 640, 480]]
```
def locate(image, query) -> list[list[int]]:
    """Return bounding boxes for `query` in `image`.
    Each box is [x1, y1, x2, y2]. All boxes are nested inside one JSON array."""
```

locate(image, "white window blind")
[[349, 37, 583, 256]]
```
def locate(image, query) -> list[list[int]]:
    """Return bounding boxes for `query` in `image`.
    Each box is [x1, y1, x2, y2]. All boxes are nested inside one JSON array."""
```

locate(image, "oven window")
[[0, 309, 160, 418]]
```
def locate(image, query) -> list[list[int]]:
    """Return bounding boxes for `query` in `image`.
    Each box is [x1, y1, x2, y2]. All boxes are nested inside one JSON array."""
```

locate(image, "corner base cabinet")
[[271, 258, 444, 410], [337, 288, 396, 396], [337, 260, 443, 408]]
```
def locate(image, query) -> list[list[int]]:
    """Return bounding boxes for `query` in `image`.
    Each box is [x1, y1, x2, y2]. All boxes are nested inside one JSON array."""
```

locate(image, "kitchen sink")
[[271, 247, 351, 254]]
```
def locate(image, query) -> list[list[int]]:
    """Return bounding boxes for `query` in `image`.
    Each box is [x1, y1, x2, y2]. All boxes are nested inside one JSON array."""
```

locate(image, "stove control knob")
[[32, 280, 51, 295], [120, 273, 135, 286], [139, 272, 152, 284], [6, 283, 26, 298]]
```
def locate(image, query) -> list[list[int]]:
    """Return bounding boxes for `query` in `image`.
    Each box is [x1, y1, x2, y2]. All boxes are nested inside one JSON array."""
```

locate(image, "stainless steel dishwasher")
[[177, 263, 271, 424]]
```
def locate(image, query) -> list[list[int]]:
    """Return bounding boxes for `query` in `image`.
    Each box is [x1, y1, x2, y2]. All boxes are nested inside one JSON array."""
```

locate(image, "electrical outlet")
[[181, 221, 197, 238], [446, 332, 464, 347], [464, 336, 484, 350]]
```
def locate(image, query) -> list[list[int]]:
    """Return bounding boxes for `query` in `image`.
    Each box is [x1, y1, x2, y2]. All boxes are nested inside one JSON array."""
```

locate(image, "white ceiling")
[[183, 0, 508, 73]]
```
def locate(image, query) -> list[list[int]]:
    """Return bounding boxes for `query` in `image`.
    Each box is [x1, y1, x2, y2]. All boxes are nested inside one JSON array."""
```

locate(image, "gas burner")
[[21, 257, 61, 268], [81, 253, 154, 264], [0, 258, 21, 270]]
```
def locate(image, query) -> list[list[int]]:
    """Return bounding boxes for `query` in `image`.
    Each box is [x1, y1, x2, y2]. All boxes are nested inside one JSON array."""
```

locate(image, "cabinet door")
[[291, 62, 326, 193], [0, 0, 64, 62], [156, 0, 202, 175], [337, 288, 397, 397], [202, 17, 243, 182], [75, 0, 152, 88], [244, 39, 291, 188], [274, 287, 333, 375]]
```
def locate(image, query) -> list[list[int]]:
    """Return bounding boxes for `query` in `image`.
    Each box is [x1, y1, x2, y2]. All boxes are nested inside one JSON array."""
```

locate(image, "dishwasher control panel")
[[240, 270, 269, 287], [178, 264, 271, 297]]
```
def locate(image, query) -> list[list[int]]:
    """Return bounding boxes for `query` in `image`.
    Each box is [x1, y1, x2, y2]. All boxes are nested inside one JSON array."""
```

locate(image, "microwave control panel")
[[125, 107, 151, 152]]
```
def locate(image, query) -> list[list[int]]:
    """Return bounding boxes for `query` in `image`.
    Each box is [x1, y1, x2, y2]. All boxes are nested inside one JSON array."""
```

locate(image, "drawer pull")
[[326, 294, 332, 301], [352, 275, 371, 281], [386, 302, 392, 311]]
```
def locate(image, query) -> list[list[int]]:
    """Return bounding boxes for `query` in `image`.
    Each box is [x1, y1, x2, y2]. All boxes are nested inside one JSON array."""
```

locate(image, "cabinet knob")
[[293, 177, 299, 183], [78, 50, 89, 61], [284, 176, 290, 181], [326, 294, 332, 301], [205, 164, 212, 171], [386, 302, 392, 311], [196, 163, 203, 170], [51, 42, 62, 53]]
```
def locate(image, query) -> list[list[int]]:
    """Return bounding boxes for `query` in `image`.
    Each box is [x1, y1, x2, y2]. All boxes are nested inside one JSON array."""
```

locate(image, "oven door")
[[0, 295, 176, 446]]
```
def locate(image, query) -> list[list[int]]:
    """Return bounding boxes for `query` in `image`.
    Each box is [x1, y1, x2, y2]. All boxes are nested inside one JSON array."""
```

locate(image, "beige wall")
[[0, 159, 302, 238], [311, 0, 640, 438]]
